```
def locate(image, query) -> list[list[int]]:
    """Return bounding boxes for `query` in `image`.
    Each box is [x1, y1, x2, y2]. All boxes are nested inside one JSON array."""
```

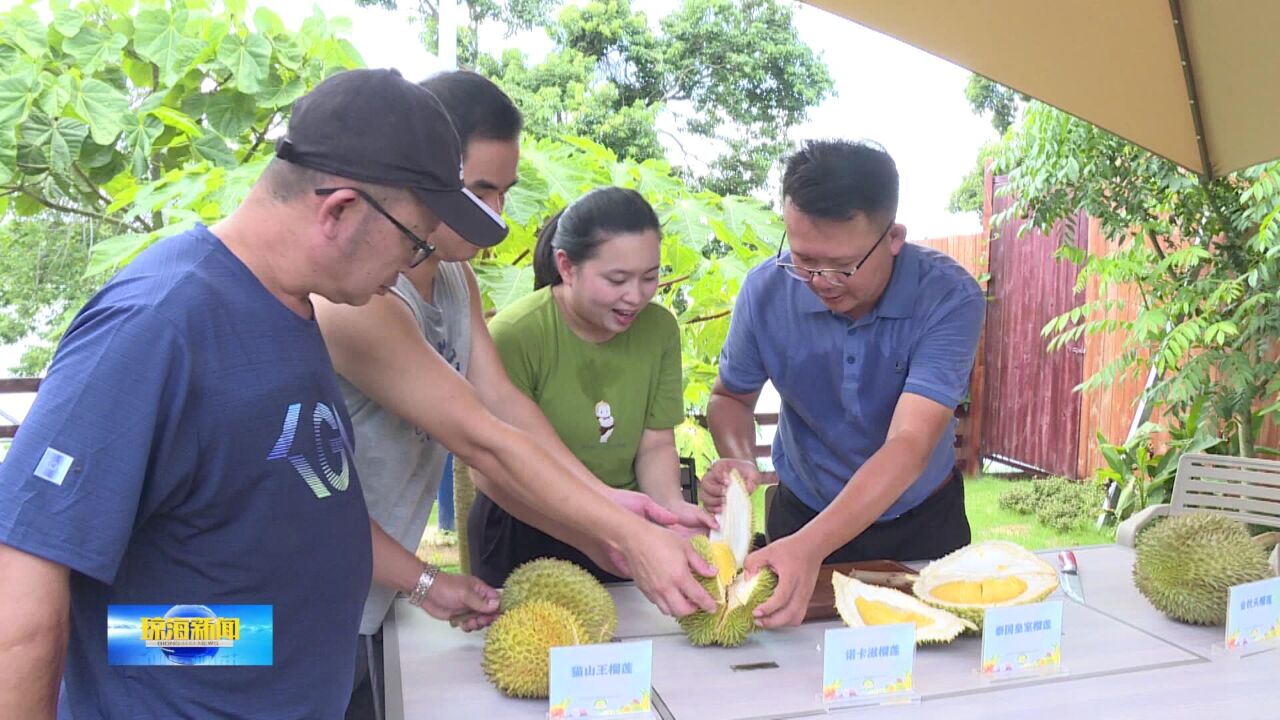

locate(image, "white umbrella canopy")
[[805, 0, 1280, 178]]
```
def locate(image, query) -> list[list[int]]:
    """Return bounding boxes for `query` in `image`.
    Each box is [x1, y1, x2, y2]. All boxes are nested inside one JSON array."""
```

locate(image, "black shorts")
[[468, 491, 626, 587], [765, 468, 970, 563]]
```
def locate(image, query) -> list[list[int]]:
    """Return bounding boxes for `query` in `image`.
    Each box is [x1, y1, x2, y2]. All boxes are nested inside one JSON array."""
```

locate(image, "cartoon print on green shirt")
[[595, 400, 615, 443]]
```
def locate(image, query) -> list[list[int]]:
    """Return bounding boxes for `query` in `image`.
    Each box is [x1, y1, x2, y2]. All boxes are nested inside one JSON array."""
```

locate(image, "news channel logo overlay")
[[108, 605, 273, 666]]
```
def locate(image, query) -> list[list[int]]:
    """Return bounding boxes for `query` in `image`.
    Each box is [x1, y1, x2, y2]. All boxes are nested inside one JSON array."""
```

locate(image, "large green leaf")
[[253, 7, 285, 36], [256, 70, 305, 109], [0, 71, 37, 130], [123, 115, 164, 177], [661, 194, 719, 251], [63, 25, 129, 75], [133, 9, 202, 86], [473, 264, 535, 312], [86, 232, 155, 276], [520, 139, 601, 204], [148, 106, 202, 138], [0, 124, 17, 185], [73, 78, 130, 145], [52, 8, 87, 38], [191, 133, 236, 168], [204, 91, 256, 138], [216, 31, 272, 95], [1, 5, 49, 58], [37, 72, 76, 118], [21, 111, 89, 177], [720, 195, 780, 244]]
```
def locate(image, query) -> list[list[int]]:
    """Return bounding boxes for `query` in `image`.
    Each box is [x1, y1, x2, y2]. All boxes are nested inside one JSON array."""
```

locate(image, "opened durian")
[[482, 599, 584, 698], [678, 471, 776, 646], [913, 541, 1058, 629], [833, 571, 974, 644], [1134, 513, 1274, 625], [501, 557, 617, 643]]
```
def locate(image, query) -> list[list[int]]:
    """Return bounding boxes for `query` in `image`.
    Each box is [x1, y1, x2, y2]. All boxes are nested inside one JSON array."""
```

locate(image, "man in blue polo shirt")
[[701, 139, 985, 628]]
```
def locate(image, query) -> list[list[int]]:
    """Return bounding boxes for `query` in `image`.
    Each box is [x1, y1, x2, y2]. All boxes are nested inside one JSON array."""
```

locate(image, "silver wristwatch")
[[406, 563, 439, 607]]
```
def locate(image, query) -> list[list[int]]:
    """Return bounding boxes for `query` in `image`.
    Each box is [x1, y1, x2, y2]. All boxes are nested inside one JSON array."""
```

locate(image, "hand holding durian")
[[678, 470, 778, 646]]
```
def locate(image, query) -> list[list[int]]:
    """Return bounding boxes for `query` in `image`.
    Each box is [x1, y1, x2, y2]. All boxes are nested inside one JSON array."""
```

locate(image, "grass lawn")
[[420, 474, 1116, 574], [749, 476, 1113, 551], [962, 475, 1116, 549]]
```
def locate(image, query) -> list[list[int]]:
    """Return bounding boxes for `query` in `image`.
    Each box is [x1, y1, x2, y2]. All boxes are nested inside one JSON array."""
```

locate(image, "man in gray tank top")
[[318, 72, 720, 720]]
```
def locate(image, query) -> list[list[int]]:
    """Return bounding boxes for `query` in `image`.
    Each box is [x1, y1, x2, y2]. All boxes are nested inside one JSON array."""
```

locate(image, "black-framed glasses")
[[315, 187, 435, 268], [774, 219, 895, 283]]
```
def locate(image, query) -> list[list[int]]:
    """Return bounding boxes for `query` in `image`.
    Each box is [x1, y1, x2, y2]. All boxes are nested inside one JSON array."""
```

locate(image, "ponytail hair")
[[531, 186, 661, 290]]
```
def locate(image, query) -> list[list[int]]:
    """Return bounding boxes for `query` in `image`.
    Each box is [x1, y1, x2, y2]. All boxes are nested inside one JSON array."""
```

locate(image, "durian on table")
[[500, 557, 617, 643], [481, 557, 617, 698], [832, 571, 975, 644], [481, 599, 584, 698], [912, 540, 1059, 630], [1133, 512, 1275, 625], [678, 470, 777, 647]]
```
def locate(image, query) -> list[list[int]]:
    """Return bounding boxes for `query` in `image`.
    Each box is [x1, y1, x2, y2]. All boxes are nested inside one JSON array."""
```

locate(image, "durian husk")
[[679, 536, 776, 647], [482, 600, 584, 698], [912, 541, 1058, 630], [501, 558, 617, 643], [833, 571, 974, 644]]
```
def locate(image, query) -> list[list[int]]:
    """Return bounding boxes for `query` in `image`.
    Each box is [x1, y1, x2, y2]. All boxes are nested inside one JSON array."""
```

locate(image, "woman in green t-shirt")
[[469, 187, 703, 585]]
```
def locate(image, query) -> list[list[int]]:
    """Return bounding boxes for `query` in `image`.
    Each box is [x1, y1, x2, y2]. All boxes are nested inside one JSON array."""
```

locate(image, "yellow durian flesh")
[[833, 571, 974, 644], [853, 597, 935, 629], [708, 541, 738, 589], [930, 576, 1029, 605], [913, 541, 1059, 629]]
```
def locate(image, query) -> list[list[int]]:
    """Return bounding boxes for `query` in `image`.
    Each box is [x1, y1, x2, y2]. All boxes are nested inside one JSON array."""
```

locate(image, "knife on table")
[[1058, 550, 1085, 604]]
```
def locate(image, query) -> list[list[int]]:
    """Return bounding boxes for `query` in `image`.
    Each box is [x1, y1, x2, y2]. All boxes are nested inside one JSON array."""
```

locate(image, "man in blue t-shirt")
[[0, 69, 507, 718], [701, 140, 986, 629]]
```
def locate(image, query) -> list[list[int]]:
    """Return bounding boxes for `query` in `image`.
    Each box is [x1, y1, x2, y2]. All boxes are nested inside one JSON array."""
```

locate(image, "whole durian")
[[500, 558, 617, 643], [1134, 512, 1273, 625], [677, 472, 776, 647], [482, 599, 584, 698]]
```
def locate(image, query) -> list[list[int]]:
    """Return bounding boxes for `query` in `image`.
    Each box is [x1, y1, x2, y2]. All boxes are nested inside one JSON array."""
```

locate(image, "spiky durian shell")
[[500, 557, 617, 643], [1134, 513, 1272, 625], [482, 600, 584, 698], [679, 537, 776, 647]]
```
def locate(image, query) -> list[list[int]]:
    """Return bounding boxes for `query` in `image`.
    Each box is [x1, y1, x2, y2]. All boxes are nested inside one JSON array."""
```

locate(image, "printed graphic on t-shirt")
[[33, 447, 75, 486], [595, 400, 615, 443], [266, 402, 353, 499]]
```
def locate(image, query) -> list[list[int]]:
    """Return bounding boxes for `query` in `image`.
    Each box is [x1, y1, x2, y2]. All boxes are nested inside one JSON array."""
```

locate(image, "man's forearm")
[[797, 436, 932, 559], [0, 547, 69, 720], [462, 425, 642, 553], [489, 387, 612, 502], [707, 392, 758, 460], [370, 519, 425, 594]]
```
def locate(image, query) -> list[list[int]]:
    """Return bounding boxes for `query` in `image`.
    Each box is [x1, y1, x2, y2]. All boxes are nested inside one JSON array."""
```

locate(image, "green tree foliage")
[[0, 218, 97, 374], [0, 0, 363, 372], [473, 135, 779, 470], [995, 102, 1280, 459], [946, 140, 997, 220], [948, 74, 1026, 218], [472, 0, 833, 196], [964, 74, 1025, 135]]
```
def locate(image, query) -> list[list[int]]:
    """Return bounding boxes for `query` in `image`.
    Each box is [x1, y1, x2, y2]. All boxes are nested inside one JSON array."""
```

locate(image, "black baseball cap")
[[275, 68, 508, 247]]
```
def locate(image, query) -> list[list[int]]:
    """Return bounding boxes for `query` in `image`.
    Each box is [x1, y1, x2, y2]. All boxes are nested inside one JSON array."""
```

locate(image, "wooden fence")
[[916, 173, 1280, 480]]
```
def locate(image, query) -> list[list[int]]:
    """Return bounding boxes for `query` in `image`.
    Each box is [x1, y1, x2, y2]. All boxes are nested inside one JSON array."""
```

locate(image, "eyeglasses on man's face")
[[315, 187, 435, 268], [774, 218, 895, 283]]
